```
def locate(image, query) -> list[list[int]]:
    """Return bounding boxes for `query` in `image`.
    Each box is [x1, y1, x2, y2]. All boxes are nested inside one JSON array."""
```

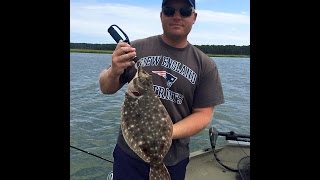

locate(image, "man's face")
[[160, 0, 197, 39]]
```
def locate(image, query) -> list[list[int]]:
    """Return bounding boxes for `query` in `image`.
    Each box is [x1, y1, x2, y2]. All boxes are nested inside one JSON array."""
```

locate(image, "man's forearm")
[[99, 67, 122, 94], [172, 107, 214, 139]]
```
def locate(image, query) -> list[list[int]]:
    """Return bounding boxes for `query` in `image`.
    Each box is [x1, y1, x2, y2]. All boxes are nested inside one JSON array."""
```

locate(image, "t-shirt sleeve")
[[192, 60, 225, 108]]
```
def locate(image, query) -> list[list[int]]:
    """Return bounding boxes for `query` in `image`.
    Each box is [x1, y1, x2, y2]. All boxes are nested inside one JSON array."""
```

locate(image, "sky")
[[70, 0, 250, 46]]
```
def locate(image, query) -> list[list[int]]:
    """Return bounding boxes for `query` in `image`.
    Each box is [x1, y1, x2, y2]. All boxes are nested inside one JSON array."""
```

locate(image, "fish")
[[121, 66, 173, 180]]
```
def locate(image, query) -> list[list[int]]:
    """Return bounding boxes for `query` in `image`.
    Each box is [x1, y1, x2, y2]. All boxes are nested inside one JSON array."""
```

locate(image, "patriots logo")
[[152, 71, 177, 88]]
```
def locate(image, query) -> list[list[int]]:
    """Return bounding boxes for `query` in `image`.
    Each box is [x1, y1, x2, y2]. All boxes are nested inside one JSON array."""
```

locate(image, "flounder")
[[121, 66, 173, 180]]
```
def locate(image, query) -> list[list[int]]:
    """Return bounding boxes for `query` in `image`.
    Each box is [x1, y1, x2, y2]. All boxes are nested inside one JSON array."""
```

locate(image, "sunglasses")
[[162, 6, 194, 17]]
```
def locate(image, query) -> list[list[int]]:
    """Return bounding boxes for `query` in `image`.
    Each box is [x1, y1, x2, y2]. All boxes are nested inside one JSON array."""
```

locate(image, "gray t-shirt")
[[117, 35, 224, 166]]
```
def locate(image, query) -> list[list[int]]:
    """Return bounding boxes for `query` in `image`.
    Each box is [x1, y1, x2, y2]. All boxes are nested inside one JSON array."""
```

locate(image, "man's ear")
[[193, 12, 197, 23]]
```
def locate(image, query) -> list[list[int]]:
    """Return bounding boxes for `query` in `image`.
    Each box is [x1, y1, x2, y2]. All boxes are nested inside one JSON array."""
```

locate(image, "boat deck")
[[185, 143, 250, 180]]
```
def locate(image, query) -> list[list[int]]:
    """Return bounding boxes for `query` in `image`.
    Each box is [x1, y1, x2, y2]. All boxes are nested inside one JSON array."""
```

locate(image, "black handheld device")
[[107, 24, 131, 44]]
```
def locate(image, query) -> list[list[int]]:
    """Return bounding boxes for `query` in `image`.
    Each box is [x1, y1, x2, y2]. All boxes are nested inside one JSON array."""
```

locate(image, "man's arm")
[[99, 41, 136, 94], [99, 68, 122, 94], [172, 106, 214, 139]]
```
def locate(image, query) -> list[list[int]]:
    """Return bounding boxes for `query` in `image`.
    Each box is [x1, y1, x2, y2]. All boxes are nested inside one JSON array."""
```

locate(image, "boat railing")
[[208, 126, 250, 180]]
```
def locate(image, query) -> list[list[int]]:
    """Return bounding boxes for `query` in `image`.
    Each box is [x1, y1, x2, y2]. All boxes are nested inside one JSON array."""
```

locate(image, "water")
[[70, 52, 250, 179]]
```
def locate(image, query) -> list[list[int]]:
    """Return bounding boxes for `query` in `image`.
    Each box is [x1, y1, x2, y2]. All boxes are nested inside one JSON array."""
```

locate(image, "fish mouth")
[[126, 86, 141, 97], [130, 91, 141, 97]]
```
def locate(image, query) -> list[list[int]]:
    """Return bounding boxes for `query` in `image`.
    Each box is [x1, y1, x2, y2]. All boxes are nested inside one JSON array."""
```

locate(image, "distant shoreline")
[[70, 49, 250, 58]]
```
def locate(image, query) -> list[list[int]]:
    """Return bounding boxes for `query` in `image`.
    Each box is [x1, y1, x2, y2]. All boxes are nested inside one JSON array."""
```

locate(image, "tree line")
[[70, 43, 250, 55]]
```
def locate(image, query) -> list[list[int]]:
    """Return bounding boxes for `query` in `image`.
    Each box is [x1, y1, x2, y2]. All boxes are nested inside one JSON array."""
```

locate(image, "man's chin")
[[169, 26, 184, 32], [168, 32, 186, 39]]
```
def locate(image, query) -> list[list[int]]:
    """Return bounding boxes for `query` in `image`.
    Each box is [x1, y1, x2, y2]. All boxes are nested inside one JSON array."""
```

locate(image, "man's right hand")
[[99, 41, 136, 94], [110, 40, 137, 76]]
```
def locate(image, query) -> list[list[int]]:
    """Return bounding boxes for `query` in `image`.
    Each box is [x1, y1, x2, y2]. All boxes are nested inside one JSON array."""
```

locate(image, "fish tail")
[[149, 162, 171, 180]]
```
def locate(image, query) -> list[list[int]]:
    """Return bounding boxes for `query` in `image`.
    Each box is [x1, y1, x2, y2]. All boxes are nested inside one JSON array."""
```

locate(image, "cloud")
[[71, 3, 162, 42], [196, 10, 249, 25], [70, 2, 250, 45]]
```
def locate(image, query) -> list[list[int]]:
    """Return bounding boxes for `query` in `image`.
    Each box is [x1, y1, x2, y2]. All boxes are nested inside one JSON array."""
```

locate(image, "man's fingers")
[[111, 40, 136, 71], [116, 51, 137, 63], [115, 46, 136, 56]]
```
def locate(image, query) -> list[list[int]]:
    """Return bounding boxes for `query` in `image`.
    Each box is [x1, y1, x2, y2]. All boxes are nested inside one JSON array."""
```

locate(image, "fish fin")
[[149, 163, 171, 180]]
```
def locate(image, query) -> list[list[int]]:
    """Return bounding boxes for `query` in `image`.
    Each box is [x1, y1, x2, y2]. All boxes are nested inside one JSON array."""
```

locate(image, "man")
[[99, 0, 224, 179]]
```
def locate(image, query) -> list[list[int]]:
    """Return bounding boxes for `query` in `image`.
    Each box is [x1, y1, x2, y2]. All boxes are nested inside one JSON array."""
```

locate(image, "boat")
[[185, 126, 250, 180], [71, 126, 250, 180]]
